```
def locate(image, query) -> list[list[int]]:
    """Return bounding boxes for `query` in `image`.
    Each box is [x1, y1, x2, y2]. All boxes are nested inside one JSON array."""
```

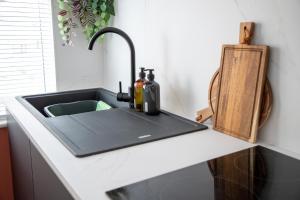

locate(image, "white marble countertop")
[[0, 120, 7, 128], [7, 97, 297, 200]]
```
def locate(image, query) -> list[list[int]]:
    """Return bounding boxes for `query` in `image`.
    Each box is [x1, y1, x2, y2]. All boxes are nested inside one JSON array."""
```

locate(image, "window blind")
[[0, 0, 56, 115]]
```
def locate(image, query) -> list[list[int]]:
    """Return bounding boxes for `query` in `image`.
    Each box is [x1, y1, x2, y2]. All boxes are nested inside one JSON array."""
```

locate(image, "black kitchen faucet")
[[88, 27, 136, 108]]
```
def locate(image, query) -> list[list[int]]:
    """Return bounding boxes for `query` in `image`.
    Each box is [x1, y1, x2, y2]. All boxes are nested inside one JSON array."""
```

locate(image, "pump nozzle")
[[145, 69, 155, 81], [139, 67, 146, 79]]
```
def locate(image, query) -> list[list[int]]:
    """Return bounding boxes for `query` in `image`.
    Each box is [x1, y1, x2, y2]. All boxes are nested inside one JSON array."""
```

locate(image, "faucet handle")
[[117, 81, 130, 102], [118, 81, 122, 93]]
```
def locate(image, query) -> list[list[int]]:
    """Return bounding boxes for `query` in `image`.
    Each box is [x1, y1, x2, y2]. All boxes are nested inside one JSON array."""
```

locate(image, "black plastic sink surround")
[[17, 88, 208, 157]]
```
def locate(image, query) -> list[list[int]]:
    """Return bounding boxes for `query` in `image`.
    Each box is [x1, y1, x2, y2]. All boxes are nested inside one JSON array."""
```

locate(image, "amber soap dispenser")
[[134, 67, 146, 111]]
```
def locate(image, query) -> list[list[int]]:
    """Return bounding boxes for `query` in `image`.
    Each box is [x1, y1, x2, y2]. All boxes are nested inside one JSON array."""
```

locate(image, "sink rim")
[[17, 87, 126, 118], [16, 87, 208, 157]]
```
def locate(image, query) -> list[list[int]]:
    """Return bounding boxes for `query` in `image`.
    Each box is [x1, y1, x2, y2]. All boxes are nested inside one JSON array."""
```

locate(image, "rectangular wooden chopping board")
[[213, 44, 269, 143]]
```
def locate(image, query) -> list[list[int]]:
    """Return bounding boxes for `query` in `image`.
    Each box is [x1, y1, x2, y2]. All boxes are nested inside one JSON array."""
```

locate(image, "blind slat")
[[0, 0, 56, 116]]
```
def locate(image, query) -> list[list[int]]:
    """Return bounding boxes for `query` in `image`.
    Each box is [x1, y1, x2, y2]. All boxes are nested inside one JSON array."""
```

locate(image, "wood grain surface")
[[213, 45, 269, 143], [0, 128, 14, 200], [239, 22, 255, 44], [196, 70, 273, 130]]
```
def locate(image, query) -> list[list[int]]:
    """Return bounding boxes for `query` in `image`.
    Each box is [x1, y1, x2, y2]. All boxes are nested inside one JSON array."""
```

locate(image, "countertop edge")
[[0, 120, 7, 128]]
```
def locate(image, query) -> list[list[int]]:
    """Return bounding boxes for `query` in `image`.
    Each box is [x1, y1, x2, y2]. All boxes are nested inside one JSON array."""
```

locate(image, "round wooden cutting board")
[[197, 70, 273, 129]]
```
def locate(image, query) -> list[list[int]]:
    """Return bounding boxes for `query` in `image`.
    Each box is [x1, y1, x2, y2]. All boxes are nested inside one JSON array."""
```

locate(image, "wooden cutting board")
[[212, 22, 269, 143], [196, 70, 272, 129]]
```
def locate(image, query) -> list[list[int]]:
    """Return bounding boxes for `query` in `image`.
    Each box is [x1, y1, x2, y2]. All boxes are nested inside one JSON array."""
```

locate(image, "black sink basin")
[[19, 88, 127, 117], [17, 88, 207, 157]]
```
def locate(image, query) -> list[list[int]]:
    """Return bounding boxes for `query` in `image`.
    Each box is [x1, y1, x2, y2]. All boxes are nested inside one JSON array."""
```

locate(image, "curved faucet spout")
[[88, 27, 136, 108]]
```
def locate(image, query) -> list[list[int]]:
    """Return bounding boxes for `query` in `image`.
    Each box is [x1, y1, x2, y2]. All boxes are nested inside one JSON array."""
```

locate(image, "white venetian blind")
[[0, 0, 56, 115]]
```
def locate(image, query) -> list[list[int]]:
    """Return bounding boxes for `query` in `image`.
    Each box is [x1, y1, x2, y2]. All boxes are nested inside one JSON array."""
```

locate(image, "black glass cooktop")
[[106, 146, 300, 200]]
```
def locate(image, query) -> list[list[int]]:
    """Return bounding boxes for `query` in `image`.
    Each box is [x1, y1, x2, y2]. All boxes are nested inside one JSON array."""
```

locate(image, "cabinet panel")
[[7, 115, 34, 200], [30, 143, 74, 200], [8, 114, 74, 200]]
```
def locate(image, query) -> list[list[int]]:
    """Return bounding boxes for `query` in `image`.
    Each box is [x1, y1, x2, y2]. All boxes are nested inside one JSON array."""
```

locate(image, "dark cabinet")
[[31, 143, 73, 200], [8, 114, 74, 200], [8, 115, 34, 200]]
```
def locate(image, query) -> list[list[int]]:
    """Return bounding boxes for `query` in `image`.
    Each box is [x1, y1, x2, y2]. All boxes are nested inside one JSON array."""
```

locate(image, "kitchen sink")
[[17, 88, 207, 157]]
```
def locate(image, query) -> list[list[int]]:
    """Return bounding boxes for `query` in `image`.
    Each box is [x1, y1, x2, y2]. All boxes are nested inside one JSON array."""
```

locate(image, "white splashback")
[[51, 0, 104, 91], [100, 0, 300, 154]]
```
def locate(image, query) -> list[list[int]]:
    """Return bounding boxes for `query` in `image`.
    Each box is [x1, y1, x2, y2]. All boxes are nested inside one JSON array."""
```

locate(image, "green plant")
[[57, 0, 115, 46]]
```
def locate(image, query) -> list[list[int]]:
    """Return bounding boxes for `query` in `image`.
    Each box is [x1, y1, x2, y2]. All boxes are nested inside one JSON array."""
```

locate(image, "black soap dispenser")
[[143, 69, 160, 115]]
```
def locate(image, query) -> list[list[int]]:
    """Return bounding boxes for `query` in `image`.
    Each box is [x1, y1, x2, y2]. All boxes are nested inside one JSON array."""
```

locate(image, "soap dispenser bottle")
[[143, 69, 160, 115], [134, 67, 146, 111]]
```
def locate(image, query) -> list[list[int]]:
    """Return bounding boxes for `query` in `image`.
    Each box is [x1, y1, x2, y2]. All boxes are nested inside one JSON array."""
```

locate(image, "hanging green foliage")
[[56, 0, 115, 46]]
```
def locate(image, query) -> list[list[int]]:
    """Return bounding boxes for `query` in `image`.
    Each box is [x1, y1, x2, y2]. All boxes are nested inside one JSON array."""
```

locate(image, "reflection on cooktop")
[[106, 146, 300, 200]]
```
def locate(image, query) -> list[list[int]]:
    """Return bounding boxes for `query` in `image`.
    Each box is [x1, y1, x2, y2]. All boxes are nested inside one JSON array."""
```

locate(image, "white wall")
[[51, 0, 103, 91], [101, 0, 300, 154]]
